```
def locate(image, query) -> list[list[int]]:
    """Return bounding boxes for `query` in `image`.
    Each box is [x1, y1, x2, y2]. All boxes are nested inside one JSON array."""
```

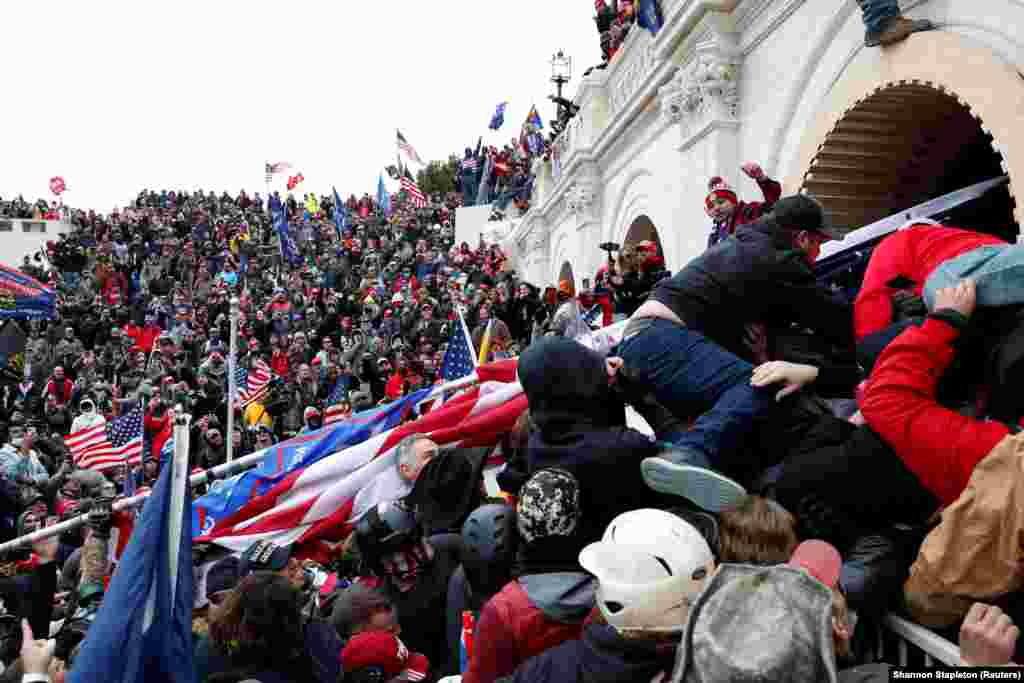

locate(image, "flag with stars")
[[323, 378, 352, 427], [65, 407, 144, 472], [583, 304, 603, 327], [230, 356, 274, 409], [441, 310, 478, 382]]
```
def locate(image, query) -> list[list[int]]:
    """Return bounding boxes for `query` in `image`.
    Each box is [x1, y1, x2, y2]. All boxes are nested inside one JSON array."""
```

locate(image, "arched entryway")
[[557, 261, 575, 295], [623, 215, 665, 261], [800, 84, 1017, 241], [784, 32, 1023, 240]]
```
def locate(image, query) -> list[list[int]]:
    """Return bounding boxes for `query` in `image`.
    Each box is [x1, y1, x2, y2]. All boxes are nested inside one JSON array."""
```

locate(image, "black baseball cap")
[[770, 194, 845, 241]]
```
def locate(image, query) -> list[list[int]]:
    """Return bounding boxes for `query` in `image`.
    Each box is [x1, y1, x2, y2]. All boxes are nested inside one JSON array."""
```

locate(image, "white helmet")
[[579, 508, 715, 634]]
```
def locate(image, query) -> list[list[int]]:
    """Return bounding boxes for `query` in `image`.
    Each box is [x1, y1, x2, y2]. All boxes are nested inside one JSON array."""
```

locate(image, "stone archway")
[[557, 261, 575, 295], [784, 32, 1023, 236], [622, 215, 665, 264]]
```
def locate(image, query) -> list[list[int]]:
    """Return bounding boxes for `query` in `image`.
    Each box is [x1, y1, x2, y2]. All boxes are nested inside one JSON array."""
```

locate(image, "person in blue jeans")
[[618, 195, 853, 513], [857, 0, 933, 47]]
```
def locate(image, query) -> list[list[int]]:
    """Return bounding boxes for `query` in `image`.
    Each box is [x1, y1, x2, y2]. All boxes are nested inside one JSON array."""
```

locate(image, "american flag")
[[265, 161, 292, 183], [195, 360, 525, 553], [461, 156, 479, 171], [396, 130, 424, 165], [266, 161, 291, 174], [400, 173, 427, 208], [323, 379, 351, 426], [442, 310, 478, 382], [232, 357, 274, 409], [64, 407, 144, 471]]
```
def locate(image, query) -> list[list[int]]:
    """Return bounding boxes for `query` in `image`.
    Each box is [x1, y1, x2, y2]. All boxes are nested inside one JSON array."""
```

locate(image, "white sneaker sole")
[[641, 458, 748, 512]]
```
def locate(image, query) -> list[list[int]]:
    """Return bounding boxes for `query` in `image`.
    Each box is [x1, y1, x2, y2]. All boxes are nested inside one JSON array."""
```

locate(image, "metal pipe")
[[226, 296, 240, 463], [0, 370, 487, 553]]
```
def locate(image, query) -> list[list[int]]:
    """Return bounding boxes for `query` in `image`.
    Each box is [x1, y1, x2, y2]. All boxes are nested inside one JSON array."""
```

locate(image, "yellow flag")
[[477, 319, 495, 365]]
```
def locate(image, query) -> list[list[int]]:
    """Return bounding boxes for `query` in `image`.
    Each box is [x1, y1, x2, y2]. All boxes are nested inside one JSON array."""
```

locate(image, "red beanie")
[[705, 176, 738, 209]]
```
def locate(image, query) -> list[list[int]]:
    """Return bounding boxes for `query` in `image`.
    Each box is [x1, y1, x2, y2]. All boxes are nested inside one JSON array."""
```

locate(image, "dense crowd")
[[0, 3, 1014, 681]]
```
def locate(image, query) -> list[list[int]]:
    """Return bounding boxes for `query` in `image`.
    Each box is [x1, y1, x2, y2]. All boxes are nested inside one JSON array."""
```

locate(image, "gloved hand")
[[86, 496, 113, 538]]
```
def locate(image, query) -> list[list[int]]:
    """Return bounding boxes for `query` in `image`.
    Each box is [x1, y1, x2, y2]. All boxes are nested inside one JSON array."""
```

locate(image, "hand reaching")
[[933, 278, 977, 319], [20, 620, 55, 675], [740, 161, 766, 181], [960, 603, 1019, 666], [751, 361, 819, 401]]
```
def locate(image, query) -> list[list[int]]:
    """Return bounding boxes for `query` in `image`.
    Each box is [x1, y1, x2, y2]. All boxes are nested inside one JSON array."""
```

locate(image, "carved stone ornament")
[[566, 181, 597, 216], [681, 41, 742, 121]]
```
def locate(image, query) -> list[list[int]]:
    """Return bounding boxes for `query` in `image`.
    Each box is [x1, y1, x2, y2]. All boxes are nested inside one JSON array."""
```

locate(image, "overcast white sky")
[[1, 1, 599, 213]]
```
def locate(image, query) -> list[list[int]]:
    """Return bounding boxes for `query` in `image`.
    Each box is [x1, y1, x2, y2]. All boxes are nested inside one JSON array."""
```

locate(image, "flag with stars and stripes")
[[65, 407, 144, 472], [441, 310, 478, 382], [323, 379, 352, 427], [231, 357, 274, 409], [400, 171, 427, 208], [583, 304, 603, 327], [396, 129, 424, 166]]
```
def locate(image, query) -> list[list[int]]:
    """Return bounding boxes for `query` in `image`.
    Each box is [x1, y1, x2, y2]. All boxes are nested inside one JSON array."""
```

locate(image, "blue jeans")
[[617, 319, 775, 474], [858, 0, 901, 34]]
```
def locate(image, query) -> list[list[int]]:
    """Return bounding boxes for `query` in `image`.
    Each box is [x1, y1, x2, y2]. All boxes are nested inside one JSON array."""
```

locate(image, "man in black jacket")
[[617, 195, 852, 512]]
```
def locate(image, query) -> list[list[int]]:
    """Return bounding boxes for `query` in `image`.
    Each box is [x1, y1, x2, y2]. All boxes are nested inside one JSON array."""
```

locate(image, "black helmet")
[[354, 500, 420, 568], [461, 504, 517, 599]]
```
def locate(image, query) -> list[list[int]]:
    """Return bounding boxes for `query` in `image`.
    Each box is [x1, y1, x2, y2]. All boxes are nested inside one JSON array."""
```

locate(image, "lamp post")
[[550, 50, 572, 100], [226, 296, 240, 463], [549, 51, 573, 130]]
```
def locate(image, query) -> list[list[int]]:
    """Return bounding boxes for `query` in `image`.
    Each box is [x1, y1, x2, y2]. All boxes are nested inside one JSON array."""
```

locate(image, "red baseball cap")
[[341, 632, 429, 681], [788, 539, 842, 589]]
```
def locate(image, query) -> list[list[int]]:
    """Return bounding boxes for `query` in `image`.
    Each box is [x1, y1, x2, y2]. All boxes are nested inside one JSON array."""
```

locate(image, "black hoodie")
[[519, 338, 660, 541]]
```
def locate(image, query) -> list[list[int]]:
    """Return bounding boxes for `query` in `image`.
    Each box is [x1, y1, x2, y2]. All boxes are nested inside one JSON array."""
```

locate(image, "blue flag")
[[527, 105, 544, 130], [332, 186, 348, 240], [270, 197, 302, 266], [69, 437, 195, 683], [192, 389, 430, 537], [637, 0, 663, 34], [489, 102, 508, 130], [377, 173, 391, 216]]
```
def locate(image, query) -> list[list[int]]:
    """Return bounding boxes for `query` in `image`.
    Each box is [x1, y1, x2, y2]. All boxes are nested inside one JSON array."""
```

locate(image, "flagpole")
[[226, 297, 240, 463], [168, 410, 191, 603], [0, 370, 488, 553]]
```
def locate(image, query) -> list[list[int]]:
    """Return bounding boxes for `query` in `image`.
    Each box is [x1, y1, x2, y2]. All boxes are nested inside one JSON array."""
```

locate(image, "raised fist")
[[740, 162, 765, 181]]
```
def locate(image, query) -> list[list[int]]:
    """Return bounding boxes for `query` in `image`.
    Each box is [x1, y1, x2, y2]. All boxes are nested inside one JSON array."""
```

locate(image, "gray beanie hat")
[[671, 564, 839, 683]]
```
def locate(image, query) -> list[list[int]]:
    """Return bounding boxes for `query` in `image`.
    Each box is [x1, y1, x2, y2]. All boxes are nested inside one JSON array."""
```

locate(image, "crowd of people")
[[0, 196, 65, 222], [0, 3, 1013, 680], [1, 164, 1023, 683]]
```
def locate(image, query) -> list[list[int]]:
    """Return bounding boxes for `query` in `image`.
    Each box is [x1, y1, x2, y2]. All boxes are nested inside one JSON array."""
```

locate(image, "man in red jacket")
[[861, 278, 1024, 626], [854, 223, 1006, 347]]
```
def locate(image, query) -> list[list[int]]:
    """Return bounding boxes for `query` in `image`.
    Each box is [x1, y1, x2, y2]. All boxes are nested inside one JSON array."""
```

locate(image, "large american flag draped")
[[196, 361, 524, 553], [64, 407, 144, 471], [400, 173, 427, 208], [323, 379, 351, 427], [396, 130, 424, 165], [232, 357, 274, 409]]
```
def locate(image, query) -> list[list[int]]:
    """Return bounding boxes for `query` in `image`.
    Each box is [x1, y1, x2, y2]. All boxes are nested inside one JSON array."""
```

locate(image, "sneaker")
[[641, 457, 748, 512], [865, 16, 935, 47]]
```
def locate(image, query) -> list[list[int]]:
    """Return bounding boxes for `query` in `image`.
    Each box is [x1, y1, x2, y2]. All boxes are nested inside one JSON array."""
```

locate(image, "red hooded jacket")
[[861, 315, 1009, 506], [853, 225, 1005, 342]]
